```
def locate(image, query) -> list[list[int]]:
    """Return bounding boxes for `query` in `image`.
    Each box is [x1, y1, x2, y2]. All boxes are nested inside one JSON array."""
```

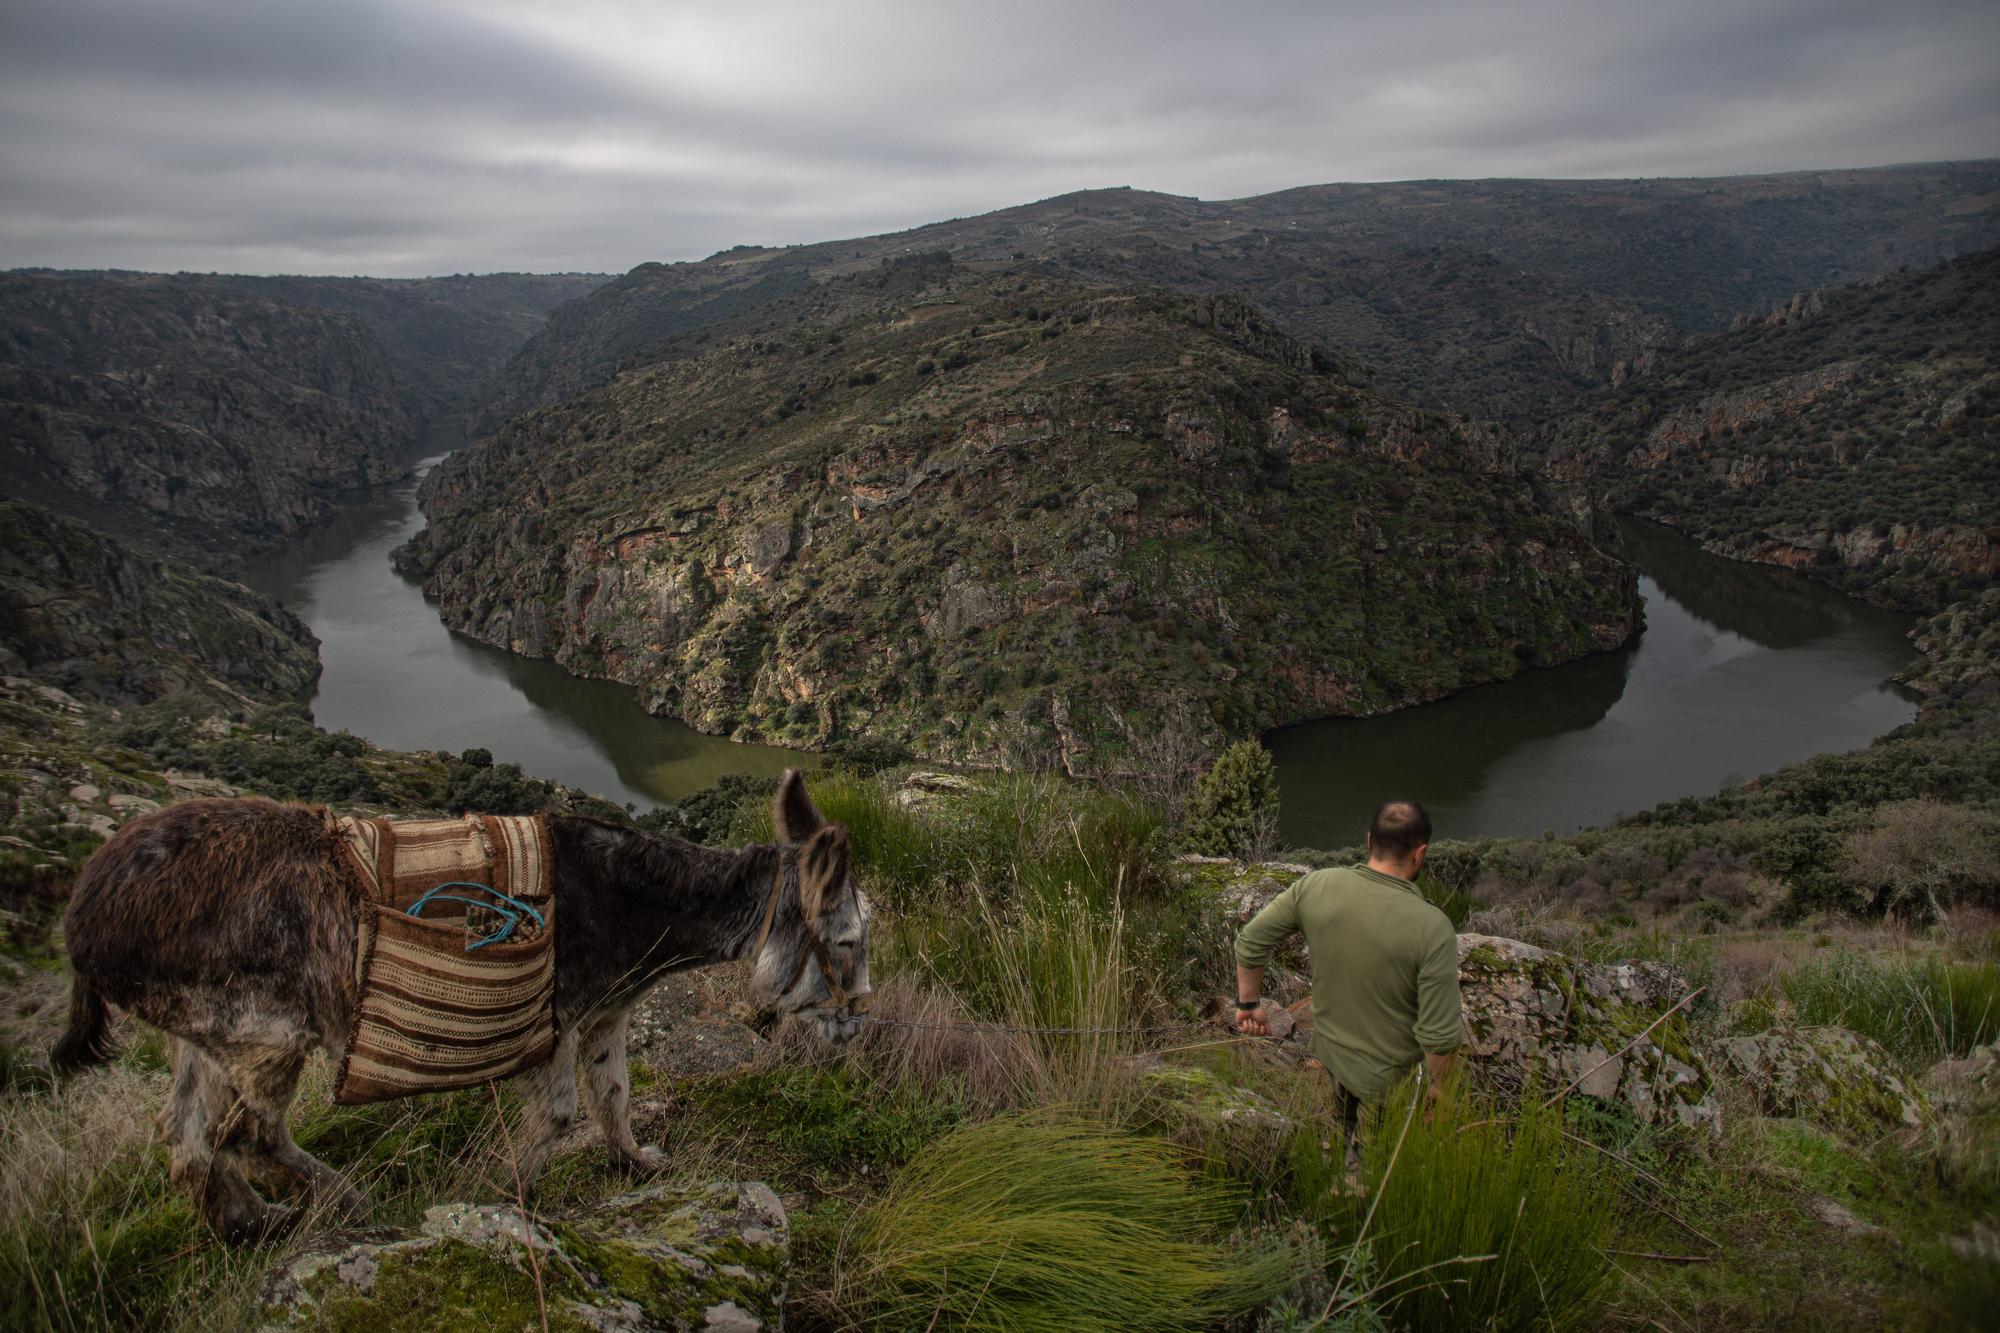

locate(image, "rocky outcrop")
[[1717, 1025, 1926, 1137], [1923, 1040, 2000, 1182], [0, 272, 414, 559], [0, 501, 319, 707], [261, 1180, 788, 1331], [1456, 934, 1720, 1133], [406, 269, 1638, 767]]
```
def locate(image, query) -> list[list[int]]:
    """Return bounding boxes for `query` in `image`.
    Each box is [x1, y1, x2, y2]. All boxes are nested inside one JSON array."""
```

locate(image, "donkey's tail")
[[50, 973, 117, 1074]]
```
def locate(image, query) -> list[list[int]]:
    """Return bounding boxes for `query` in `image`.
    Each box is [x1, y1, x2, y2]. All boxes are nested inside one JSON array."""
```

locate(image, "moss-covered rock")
[[1139, 1061, 1292, 1172], [1718, 1025, 1926, 1139], [1456, 933, 1721, 1135], [1923, 1040, 2000, 1186], [260, 1180, 788, 1332]]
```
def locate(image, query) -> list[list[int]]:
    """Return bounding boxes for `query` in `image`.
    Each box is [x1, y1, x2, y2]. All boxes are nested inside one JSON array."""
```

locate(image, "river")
[[243, 443, 1919, 842]]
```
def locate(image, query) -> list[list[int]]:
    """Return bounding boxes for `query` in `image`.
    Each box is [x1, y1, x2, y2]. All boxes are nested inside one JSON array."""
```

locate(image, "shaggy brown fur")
[[54, 770, 871, 1242]]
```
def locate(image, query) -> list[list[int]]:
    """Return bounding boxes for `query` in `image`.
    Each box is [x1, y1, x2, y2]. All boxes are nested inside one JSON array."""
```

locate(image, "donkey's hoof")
[[325, 1184, 369, 1223], [612, 1146, 668, 1177], [218, 1201, 300, 1246]]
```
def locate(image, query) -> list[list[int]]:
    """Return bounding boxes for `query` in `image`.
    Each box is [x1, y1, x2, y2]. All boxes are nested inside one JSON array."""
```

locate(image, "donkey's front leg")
[[506, 1030, 579, 1192], [580, 1008, 663, 1175]]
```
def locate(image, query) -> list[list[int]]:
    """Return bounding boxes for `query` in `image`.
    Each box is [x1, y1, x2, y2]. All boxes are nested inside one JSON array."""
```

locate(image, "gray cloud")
[[0, 0, 1994, 275]]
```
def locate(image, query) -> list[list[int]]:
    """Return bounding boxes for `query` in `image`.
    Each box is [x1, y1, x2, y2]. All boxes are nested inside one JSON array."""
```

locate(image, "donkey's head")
[[753, 769, 872, 1044]]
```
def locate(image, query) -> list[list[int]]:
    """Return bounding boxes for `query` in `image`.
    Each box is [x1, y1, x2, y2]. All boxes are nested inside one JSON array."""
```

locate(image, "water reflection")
[[1267, 519, 1919, 846], [1620, 517, 1866, 651]]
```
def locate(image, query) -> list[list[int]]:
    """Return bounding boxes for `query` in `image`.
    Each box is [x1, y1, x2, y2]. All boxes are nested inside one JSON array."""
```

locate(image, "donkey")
[[52, 768, 870, 1242]]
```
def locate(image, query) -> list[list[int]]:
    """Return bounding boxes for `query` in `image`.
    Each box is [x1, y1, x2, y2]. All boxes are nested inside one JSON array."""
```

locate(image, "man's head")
[[1366, 800, 1432, 877]]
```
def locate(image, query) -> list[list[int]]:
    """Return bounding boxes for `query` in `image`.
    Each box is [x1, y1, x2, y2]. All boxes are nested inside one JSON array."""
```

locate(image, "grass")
[[1312, 1085, 1620, 1333], [1777, 951, 2000, 1068], [828, 1112, 1312, 1332]]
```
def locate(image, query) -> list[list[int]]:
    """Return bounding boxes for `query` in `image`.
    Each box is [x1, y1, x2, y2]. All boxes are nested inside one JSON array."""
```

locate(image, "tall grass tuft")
[[1779, 951, 2000, 1068], [1316, 1086, 1618, 1333], [882, 887, 1151, 1110], [832, 1112, 1312, 1331], [736, 767, 1163, 910]]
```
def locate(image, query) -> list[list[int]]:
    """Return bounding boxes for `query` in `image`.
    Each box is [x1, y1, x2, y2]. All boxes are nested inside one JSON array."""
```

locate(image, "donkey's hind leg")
[[213, 1041, 365, 1223], [505, 1029, 580, 1193], [157, 1039, 294, 1244], [580, 1008, 662, 1175]]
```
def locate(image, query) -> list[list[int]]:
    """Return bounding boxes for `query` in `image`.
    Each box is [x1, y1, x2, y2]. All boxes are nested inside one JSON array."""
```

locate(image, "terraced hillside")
[[473, 162, 2000, 429], [401, 261, 1637, 769], [1540, 248, 1999, 612]]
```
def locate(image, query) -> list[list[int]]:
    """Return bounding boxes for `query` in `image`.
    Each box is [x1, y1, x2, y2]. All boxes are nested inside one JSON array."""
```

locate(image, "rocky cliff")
[[0, 272, 417, 559], [1538, 248, 1999, 612], [0, 501, 318, 708], [404, 264, 1636, 768], [471, 162, 1998, 432]]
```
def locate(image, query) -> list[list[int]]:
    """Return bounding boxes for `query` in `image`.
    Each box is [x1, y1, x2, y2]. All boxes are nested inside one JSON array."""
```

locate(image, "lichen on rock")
[[1455, 933, 1721, 1135], [1717, 1025, 1926, 1138], [261, 1180, 788, 1332]]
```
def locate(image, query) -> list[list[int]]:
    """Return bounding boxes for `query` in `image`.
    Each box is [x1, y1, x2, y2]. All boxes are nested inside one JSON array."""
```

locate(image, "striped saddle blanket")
[[329, 812, 558, 1105]]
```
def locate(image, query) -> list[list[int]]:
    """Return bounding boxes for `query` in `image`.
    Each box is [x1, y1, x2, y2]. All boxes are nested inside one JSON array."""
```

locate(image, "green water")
[[246, 437, 1918, 833], [239, 429, 804, 810], [1265, 518, 1919, 847]]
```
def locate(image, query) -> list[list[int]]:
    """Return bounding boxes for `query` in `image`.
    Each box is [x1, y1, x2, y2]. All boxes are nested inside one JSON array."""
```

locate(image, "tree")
[[1182, 740, 1281, 859]]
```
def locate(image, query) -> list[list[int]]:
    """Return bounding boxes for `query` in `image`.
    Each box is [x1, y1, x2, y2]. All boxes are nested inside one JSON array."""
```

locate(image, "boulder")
[[1457, 934, 1721, 1134], [892, 770, 982, 811], [1139, 1061, 1292, 1170], [261, 1180, 788, 1331], [1922, 1039, 1999, 1181], [1717, 1025, 1925, 1137]]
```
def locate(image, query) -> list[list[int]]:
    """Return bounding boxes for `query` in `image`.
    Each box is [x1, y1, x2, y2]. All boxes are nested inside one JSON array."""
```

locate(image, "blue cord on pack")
[[407, 881, 547, 951]]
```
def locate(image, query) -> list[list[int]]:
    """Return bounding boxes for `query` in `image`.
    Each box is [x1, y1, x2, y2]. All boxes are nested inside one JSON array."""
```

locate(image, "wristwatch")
[[1236, 996, 1262, 1010]]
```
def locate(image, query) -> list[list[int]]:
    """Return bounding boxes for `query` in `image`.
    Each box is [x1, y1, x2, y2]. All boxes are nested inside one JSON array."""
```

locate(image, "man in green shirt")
[[1233, 800, 1462, 1172]]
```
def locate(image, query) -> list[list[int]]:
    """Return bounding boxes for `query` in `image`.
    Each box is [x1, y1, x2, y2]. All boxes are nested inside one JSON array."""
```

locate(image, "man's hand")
[[1235, 1006, 1271, 1036]]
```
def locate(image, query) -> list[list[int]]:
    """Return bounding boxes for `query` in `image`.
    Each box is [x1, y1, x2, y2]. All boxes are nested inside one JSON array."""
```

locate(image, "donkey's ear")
[[772, 768, 825, 843], [797, 823, 850, 920]]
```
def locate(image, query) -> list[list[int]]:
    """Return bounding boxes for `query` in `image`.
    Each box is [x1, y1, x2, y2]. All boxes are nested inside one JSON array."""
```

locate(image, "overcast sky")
[[2, 0, 1994, 277]]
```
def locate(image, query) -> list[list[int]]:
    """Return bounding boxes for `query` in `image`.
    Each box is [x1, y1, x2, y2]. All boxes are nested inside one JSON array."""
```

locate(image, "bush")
[[1841, 800, 2000, 919], [834, 1113, 1311, 1331], [1182, 740, 1280, 859]]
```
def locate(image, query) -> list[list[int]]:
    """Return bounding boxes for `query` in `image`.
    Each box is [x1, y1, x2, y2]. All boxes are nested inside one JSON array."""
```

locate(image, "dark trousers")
[[1325, 1070, 1364, 1172]]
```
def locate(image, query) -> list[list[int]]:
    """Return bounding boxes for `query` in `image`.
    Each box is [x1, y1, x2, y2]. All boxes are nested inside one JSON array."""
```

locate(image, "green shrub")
[[1182, 740, 1280, 859], [1779, 952, 2000, 1068], [835, 1113, 1311, 1331]]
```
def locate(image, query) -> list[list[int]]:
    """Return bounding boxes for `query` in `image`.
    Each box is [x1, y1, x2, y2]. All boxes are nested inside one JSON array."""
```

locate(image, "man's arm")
[[1413, 927, 1464, 1101], [1232, 881, 1303, 1036]]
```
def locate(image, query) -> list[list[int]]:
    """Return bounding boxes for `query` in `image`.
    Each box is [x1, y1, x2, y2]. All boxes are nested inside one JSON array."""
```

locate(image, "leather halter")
[[751, 849, 853, 1010]]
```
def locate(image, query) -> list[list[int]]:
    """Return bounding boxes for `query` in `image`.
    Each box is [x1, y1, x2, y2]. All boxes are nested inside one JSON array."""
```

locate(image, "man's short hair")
[[1368, 800, 1432, 860]]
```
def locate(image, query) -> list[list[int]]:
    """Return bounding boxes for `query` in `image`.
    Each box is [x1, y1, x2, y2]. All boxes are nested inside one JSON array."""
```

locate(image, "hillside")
[[401, 261, 1637, 768], [1539, 248, 1999, 612], [0, 272, 415, 559], [202, 271, 609, 421], [472, 162, 2000, 430], [0, 501, 318, 708]]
